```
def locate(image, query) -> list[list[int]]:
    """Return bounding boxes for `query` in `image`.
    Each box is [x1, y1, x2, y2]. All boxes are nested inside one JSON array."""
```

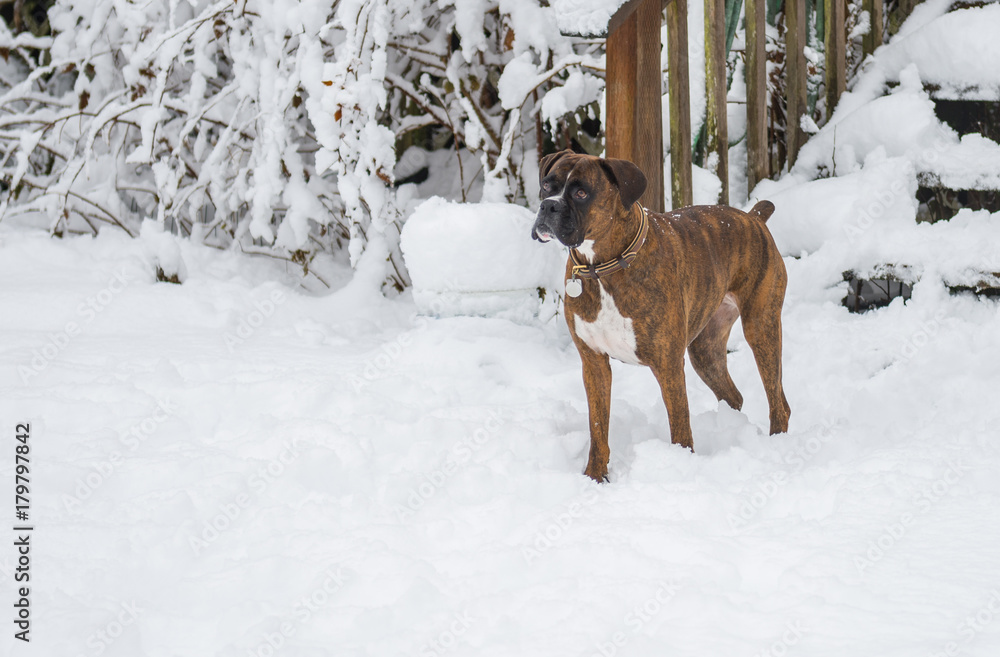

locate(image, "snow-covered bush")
[[0, 0, 603, 289], [381, 1, 602, 203], [0, 0, 359, 273]]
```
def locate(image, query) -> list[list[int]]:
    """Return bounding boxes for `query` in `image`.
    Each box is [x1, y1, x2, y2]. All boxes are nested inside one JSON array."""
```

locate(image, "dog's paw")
[[583, 467, 609, 483]]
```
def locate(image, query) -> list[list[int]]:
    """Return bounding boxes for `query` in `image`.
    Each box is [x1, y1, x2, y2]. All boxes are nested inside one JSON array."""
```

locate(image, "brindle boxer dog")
[[531, 150, 790, 482]]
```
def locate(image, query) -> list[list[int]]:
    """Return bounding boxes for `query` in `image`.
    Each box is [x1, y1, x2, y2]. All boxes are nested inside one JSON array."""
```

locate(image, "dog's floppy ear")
[[599, 158, 647, 210], [539, 149, 574, 181]]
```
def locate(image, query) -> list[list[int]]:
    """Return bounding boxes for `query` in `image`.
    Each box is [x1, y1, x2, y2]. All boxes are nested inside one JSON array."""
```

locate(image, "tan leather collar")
[[569, 206, 649, 280]]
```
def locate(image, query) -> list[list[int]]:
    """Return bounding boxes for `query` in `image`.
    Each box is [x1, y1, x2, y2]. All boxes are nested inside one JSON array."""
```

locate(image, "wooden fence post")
[[666, 0, 692, 208], [607, 0, 666, 212], [862, 0, 883, 57], [898, 0, 917, 22], [637, 0, 666, 211], [745, 0, 768, 194], [825, 0, 846, 119], [705, 0, 729, 203], [786, 0, 808, 166], [606, 9, 638, 170]]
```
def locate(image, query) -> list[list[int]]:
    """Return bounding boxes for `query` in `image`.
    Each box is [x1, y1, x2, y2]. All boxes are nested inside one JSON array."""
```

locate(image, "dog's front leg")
[[579, 348, 613, 482], [650, 350, 694, 451]]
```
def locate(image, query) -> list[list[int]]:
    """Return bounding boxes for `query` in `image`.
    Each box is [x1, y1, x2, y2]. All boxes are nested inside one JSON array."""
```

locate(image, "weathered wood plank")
[[636, 0, 666, 211], [606, 10, 638, 163], [705, 0, 729, 203], [745, 0, 768, 194], [608, 0, 648, 37], [607, 0, 666, 211], [898, 0, 917, 23], [786, 0, 808, 166], [825, 0, 846, 120], [863, 0, 884, 57], [666, 0, 692, 208]]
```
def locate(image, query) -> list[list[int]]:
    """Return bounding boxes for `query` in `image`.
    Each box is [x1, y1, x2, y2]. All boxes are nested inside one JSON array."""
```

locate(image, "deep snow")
[[2, 203, 1000, 657]]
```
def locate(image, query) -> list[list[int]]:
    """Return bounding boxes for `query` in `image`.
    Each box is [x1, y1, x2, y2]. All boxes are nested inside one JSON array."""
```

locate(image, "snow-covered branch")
[[0, 0, 606, 290]]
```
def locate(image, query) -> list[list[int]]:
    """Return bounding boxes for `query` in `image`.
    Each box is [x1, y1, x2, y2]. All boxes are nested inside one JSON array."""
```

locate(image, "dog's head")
[[531, 150, 647, 248]]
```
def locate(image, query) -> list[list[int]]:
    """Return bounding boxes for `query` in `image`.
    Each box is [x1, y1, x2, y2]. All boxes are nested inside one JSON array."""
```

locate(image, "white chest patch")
[[574, 283, 641, 365], [575, 240, 597, 263]]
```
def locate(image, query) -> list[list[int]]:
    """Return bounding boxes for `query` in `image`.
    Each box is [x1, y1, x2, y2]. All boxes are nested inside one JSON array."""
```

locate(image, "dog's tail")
[[747, 200, 775, 223]]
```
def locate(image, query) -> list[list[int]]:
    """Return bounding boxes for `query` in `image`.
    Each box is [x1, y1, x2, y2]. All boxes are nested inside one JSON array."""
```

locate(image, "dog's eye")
[[541, 181, 552, 193], [574, 188, 588, 200]]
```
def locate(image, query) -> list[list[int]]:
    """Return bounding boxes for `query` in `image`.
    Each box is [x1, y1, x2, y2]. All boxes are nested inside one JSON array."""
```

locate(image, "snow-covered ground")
[[3, 201, 1000, 657], [5, 2, 1000, 656]]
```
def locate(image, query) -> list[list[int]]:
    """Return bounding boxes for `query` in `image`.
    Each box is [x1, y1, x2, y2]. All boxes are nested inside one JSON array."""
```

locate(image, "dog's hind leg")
[[688, 293, 744, 411], [739, 294, 791, 435]]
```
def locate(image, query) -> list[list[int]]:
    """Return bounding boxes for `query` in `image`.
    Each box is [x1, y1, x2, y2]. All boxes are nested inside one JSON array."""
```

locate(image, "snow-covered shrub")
[[0, 0, 603, 289], [0, 0, 373, 278], [382, 1, 603, 203]]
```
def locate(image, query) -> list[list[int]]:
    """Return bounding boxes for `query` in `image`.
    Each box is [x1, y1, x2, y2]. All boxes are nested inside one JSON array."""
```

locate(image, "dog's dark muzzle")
[[532, 198, 579, 246]]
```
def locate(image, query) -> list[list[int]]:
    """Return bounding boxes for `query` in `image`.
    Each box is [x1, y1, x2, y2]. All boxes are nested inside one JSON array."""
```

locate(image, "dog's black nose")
[[540, 198, 562, 216]]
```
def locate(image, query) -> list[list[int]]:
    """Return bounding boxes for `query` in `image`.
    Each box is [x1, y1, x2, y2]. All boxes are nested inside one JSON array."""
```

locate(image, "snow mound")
[[759, 155, 918, 257], [139, 220, 188, 282], [876, 2, 1000, 99], [920, 134, 1000, 191], [400, 198, 565, 322], [786, 64, 956, 182], [754, 3, 1000, 290]]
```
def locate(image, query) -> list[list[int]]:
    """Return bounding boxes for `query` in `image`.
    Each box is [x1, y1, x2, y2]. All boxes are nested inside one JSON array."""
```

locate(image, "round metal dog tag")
[[565, 278, 583, 298]]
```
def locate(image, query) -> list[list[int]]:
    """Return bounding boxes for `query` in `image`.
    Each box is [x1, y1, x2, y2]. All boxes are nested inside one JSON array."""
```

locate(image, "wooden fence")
[[579, 0, 923, 209]]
